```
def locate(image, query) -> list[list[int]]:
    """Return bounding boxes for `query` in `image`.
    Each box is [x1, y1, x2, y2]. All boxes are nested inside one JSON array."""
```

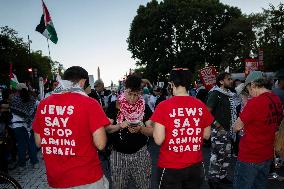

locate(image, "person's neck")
[[220, 86, 229, 92], [256, 88, 270, 96], [174, 88, 189, 96]]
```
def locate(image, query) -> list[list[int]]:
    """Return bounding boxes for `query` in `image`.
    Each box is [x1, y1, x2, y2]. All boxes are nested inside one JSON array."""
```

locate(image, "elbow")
[[96, 139, 107, 150], [203, 133, 210, 140], [154, 138, 163, 146], [153, 135, 164, 145], [35, 142, 41, 148], [96, 143, 106, 151]]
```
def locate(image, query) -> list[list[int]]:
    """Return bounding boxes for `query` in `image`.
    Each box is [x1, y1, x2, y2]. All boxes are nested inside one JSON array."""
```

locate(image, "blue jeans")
[[13, 127, 39, 167], [233, 159, 272, 189]]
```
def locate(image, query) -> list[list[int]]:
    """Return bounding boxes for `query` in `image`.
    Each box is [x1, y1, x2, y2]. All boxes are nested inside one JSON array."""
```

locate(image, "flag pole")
[[46, 38, 51, 59]]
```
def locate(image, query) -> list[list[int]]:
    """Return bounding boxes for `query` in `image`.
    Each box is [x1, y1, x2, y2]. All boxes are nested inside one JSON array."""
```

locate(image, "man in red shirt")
[[150, 69, 213, 189], [233, 71, 283, 189], [33, 66, 110, 189]]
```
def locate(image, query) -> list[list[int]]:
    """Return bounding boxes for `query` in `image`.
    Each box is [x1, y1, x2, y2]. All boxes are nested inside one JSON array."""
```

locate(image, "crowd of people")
[[0, 66, 284, 189]]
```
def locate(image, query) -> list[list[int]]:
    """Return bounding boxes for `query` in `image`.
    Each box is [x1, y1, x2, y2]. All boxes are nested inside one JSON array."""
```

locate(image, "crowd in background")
[[0, 68, 284, 189]]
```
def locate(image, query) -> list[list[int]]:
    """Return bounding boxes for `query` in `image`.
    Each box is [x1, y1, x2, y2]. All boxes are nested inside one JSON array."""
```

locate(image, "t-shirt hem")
[[158, 161, 203, 169], [48, 174, 103, 188]]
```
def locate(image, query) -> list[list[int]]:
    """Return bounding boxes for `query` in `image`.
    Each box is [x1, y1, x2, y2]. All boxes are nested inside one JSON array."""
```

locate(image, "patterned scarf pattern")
[[52, 79, 87, 97], [211, 86, 238, 140], [117, 92, 145, 124]]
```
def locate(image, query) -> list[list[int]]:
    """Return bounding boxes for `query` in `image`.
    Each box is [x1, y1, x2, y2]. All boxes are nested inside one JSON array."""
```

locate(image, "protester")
[[94, 79, 110, 110], [44, 80, 58, 98], [33, 66, 110, 189], [207, 72, 237, 188], [0, 89, 12, 173], [233, 71, 283, 189], [10, 83, 39, 169], [150, 68, 213, 189], [105, 74, 153, 189], [155, 87, 167, 108], [107, 90, 117, 107]]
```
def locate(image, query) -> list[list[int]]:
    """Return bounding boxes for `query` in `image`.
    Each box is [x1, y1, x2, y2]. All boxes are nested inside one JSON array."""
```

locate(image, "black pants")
[[157, 163, 203, 189]]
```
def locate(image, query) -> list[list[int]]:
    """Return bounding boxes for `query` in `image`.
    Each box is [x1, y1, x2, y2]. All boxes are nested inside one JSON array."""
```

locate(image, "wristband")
[[213, 120, 221, 128]]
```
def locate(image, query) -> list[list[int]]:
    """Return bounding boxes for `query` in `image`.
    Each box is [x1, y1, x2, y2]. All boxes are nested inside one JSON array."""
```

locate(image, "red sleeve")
[[88, 99, 110, 133], [32, 101, 43, 134], [201, 103, 214, 128], [240, 99, 256, 125], [150, 101, 167, 126]]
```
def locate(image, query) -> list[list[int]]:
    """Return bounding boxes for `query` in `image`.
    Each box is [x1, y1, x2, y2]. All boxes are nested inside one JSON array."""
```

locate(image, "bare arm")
[[233, 117, 244, 132], [203, 126, 211, 140], [34, 132, 41, 148], [105, 124, 121, 133], [92, 127, 107, 150], [153, 122, 166, 145]]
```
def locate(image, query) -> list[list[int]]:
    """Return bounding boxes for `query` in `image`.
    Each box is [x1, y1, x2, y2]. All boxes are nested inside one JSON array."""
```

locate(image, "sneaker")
[[220, 177, 232, 185], [268, 172, 284, 181]]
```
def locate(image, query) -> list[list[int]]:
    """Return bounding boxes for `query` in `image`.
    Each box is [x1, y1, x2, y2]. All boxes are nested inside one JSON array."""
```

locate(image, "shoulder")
[[208, 90, 221, 98]]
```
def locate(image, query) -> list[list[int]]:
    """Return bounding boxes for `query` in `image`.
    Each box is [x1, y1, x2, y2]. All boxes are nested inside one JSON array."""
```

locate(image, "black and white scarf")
[[210, 86, 238, 140]]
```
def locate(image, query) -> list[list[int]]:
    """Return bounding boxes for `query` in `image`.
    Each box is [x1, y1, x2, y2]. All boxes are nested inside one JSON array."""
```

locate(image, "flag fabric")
[[36, 0, 58, 44], [10, 73, 19, 89]]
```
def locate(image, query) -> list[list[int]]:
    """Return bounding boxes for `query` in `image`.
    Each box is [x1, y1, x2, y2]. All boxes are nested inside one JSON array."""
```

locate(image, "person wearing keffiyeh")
[[10, 83, 39, 169], [207, 72, 237, 188], [105, 75, 153, 189]]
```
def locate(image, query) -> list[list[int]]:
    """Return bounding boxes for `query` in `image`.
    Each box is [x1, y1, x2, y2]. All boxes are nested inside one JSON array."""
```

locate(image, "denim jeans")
[[233, 159, 272, 189], [13, 127, 39, 167]]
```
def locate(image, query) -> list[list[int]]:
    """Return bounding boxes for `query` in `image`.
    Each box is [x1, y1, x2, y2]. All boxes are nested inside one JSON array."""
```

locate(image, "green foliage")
[[0, 26, 61, 87], [128, 0, 255, 82], [249, 3, 284, 71]]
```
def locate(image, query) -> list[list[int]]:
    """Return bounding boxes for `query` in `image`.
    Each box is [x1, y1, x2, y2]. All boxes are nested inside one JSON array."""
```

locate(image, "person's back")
[[33, 66, 110, 188], [151, 69, 213, 189], [238, 92, 281, 163], [152, 96, 213, 168]]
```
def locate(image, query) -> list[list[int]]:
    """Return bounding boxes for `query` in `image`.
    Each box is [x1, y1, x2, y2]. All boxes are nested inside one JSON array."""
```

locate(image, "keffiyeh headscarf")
[[52, 79, 87, 97], [117, 92, 145, 124], [210, 86, 238, 140]]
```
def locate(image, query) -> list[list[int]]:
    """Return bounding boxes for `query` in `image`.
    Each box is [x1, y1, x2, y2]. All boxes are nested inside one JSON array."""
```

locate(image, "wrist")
[[213, 120, 221, 128]]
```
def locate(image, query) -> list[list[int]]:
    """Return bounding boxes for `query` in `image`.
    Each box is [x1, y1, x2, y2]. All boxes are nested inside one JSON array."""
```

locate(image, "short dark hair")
[[169, 69, 192, 91], [125, 75, 142, 92], [216, 72, 231, 87], [63, 66, 89, 83], [252, 78, 272, 90]]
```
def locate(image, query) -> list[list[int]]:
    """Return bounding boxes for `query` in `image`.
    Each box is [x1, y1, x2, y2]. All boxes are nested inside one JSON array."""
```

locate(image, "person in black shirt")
[[105, 75, 153, 189]]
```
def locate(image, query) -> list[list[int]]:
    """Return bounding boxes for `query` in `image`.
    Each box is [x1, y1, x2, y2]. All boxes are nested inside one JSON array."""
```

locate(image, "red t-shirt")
[[239, 92, 282, 163], [33, 93, 110, 188], [150, 96, 213, 169]]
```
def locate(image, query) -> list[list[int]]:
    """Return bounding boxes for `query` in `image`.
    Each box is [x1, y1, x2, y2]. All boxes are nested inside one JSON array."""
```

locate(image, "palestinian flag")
[[36, 0, 58, 44], [10, 73, 19, 89]]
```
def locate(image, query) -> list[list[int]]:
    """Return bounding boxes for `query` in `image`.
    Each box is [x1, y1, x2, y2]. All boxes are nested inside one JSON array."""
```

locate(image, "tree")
[[0, 26, 60, 87], [128, 0, 255, 82], [250, 3, 284, 71]]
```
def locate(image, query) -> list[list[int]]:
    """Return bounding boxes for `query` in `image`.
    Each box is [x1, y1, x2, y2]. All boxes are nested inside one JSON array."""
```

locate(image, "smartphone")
[[129, 122, 139, 127]]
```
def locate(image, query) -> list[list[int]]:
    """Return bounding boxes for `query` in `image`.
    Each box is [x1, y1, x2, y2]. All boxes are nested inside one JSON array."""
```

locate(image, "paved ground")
[[3, 140, 284, 189]]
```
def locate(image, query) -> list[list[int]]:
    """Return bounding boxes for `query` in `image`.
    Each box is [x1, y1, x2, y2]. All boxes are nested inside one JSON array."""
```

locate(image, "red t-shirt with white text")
[[239, 92, 282, 163], [150, 96, 213, 169], [33, 93, 110, 188]]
